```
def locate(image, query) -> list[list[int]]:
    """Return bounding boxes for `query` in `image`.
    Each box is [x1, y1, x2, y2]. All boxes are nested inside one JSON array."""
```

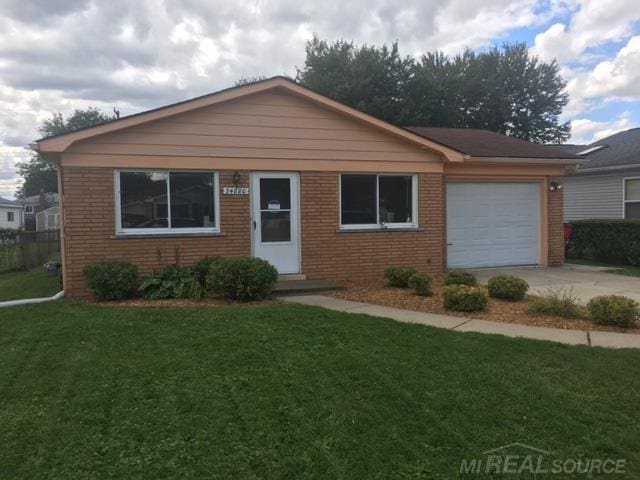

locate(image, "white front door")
[[252, 172, 300, 274], [447, 182, 541, 268]]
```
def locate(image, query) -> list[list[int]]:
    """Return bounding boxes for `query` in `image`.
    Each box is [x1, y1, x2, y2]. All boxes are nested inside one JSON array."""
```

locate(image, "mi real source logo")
[[459, 443, 626, 475]]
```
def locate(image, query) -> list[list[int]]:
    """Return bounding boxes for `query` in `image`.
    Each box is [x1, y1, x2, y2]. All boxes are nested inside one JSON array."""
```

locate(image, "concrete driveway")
[[469, 264, 640, 304]]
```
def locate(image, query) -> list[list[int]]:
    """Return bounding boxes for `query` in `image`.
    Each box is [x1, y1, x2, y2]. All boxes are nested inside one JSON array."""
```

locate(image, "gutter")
[[570, 163, 640, 174], [0, 290, 64, 309]]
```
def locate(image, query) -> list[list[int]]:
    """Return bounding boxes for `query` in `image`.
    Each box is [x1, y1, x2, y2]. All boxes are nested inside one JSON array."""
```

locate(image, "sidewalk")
[[279, 295, 640, 349]]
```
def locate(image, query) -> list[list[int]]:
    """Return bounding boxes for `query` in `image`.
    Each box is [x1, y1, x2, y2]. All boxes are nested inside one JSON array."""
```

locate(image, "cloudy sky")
[[1, 0, 639, 198]]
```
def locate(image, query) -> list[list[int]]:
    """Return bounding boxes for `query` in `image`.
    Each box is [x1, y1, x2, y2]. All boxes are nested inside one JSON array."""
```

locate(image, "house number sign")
[[223, 186, 249, 195]]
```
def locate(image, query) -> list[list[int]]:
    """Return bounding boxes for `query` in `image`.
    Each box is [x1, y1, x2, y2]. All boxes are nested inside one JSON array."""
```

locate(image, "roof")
[[546, 144, 587, 155], [570, 128, 640, 171], [35, 76, 466, 162], [21, 192, 59, 206], [0, 197, 22, 208], [407, 127, 580, 160]]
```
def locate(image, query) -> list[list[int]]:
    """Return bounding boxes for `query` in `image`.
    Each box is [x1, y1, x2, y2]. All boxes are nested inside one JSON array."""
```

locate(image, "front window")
[[340, 174, 417, 229], [25, 205, 34, 214], [7, 211, 14, 222], [625, 178, 640, 219], [116, 170, 219, 234]]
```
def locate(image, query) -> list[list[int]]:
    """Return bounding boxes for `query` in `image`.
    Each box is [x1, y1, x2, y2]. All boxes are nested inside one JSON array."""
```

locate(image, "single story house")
[[34, 77, 579, 299], [0, 197, 24, 229], [560, 128, 640, 221]]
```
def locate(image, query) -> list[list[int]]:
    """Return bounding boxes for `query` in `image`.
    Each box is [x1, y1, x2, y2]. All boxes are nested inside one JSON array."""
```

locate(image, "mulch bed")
[[329, 279, 640, 334], [90, 298, 277, 308]]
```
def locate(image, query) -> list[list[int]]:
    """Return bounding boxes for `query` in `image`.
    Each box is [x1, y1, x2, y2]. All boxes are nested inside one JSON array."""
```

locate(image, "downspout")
[[0, 290, 65, 309]]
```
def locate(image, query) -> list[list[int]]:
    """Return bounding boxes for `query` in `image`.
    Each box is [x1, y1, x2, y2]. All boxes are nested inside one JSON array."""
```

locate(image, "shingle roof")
[[571, 128, 640, 170], [0, 196, 20, 207], [406, 127, 579, 159]]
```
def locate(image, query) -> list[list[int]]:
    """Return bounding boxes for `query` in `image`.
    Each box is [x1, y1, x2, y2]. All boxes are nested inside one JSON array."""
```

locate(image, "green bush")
[[444, 271, 477, 287], [384, 266, 419, 288], [587, 295, 639, 328], [443, 285, 487, 312], [568, 220, 640, 265], [193, 256, 221, 288], [487, 275, 529, 301], [207, 256, 278, 301], [408, 273, 432, 296], [83, 261, 139, 301], [527, 288, 581, 318], [139, 264, 205, 300]]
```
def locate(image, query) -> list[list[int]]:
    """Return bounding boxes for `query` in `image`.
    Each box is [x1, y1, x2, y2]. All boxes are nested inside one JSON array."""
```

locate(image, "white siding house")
[[0, 197, 24, 229]]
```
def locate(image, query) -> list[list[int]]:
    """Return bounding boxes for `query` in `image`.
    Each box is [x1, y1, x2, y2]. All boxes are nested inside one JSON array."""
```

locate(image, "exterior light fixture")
[[549, 181, 563, 191], [233, 171, 241, 185]]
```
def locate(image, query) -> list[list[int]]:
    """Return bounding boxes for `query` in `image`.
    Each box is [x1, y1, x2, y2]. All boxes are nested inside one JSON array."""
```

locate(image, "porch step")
[[274, 279, 344, 296]]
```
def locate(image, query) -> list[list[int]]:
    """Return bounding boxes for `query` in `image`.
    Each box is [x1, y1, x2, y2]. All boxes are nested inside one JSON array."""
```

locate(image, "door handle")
[[253, 220, 257, 230]]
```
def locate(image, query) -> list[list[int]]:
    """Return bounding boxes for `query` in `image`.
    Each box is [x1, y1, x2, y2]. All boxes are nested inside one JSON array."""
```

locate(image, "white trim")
[[622, 176, 640, 219], [339, 173, 419, 230], [114, 169, 220, 235]]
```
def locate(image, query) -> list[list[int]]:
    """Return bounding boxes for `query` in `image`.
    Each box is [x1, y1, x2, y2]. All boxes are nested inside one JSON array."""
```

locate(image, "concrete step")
[[274, 279, 344, 295]]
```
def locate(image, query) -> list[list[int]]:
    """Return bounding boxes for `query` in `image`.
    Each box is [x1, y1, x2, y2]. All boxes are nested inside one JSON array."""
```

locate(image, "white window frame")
[[25, 205, 34, 214], [623, 177, 640, 219], [339, 173, 418, 230], [115, 169, 220, 235], [7, 211, 14, 222]]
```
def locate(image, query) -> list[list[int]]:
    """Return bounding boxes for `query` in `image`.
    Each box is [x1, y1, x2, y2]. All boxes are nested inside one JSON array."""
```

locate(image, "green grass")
[[1, 302, 640, 479], [0, 269, 61, 301], [566, 258, 640, 277]]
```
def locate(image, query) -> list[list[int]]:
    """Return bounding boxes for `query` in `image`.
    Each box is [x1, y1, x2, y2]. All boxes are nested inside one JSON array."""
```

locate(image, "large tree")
[[17, 108, 115, 197], [296, 38, 570, 143]]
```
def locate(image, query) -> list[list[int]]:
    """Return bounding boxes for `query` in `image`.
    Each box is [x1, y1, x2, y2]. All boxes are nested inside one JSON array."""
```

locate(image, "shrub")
[[139, 264, 205, 300], [444, 271, 477, 287], [568, 220, 640, 265], [527, 288, 581, 318], [443, 285, 487, 312], [193, 256, 221, 288], [487, 275, 529, 301], [587, 295, 639, 328], [207, 256, 278, 301], [83, 261, 138, 301], [384, 266, 419, 288], [408, 273, 432, 296]]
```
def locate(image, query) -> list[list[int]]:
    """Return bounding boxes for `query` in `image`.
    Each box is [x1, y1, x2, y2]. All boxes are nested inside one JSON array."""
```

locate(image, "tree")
[[296, 36, 413, 125], [17, 108, 115, 197], [296, 38, 570, 143], [234, 75, 268, 86]]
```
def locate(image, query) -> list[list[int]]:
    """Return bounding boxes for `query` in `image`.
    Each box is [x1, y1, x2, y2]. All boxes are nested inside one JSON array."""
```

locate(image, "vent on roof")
[[577, 145, 607, 155]]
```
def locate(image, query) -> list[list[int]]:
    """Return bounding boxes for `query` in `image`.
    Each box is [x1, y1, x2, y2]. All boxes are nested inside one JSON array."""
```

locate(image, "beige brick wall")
[[548, 177, 565, 266], [61, 168, 251, 298], [60, 167, 562, 298], [300, 172, 445, 281]]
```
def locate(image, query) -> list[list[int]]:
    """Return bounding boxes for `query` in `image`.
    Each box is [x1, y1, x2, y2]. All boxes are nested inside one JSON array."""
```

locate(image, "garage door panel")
[[447, 182, 541, 269]]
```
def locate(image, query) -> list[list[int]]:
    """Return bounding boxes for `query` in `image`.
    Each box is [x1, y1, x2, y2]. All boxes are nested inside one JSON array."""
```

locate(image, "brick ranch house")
[[35, 77, 580, 299]]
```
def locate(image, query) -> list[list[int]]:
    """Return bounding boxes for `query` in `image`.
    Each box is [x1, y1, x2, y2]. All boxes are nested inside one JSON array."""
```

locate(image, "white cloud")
[[570, 111, 634, 144], [532, 0, 640, 63]]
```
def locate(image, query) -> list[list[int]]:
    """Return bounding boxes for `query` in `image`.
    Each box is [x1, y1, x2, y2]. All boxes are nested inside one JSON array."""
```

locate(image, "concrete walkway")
[[280, 294, 640, 349], [469, 264, 640, 305]]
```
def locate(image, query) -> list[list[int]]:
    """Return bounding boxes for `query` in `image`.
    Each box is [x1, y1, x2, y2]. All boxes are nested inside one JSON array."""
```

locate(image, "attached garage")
[[446, 182, 541, 269]]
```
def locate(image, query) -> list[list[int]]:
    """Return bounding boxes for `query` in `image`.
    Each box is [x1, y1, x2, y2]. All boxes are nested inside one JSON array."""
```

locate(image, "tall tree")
[[17, 108, 115, 197], [297, 38, 570, 143], [296, 36, 413, 125]]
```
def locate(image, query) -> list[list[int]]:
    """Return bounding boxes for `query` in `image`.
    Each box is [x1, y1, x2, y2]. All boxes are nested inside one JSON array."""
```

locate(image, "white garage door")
[[447, 182, 541, 268]]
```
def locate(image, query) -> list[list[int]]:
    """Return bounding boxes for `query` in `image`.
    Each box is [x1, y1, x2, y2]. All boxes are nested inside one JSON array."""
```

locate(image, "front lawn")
[[0, 268, 61, 301], [2, 301, 640, 478], [566, 258, 640, 277]]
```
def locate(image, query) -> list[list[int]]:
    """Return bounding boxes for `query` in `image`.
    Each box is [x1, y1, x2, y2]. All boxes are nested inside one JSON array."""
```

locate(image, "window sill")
[[110, 232, 226, 240], [337, 227, 423, 234]]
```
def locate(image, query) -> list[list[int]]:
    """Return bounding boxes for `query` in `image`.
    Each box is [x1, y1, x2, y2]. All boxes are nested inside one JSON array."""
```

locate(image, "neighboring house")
[[34, 76, 579, 299], [20, 192, 59, 231], [0, 197, 24, 229], [560, 128, 640, 221]]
